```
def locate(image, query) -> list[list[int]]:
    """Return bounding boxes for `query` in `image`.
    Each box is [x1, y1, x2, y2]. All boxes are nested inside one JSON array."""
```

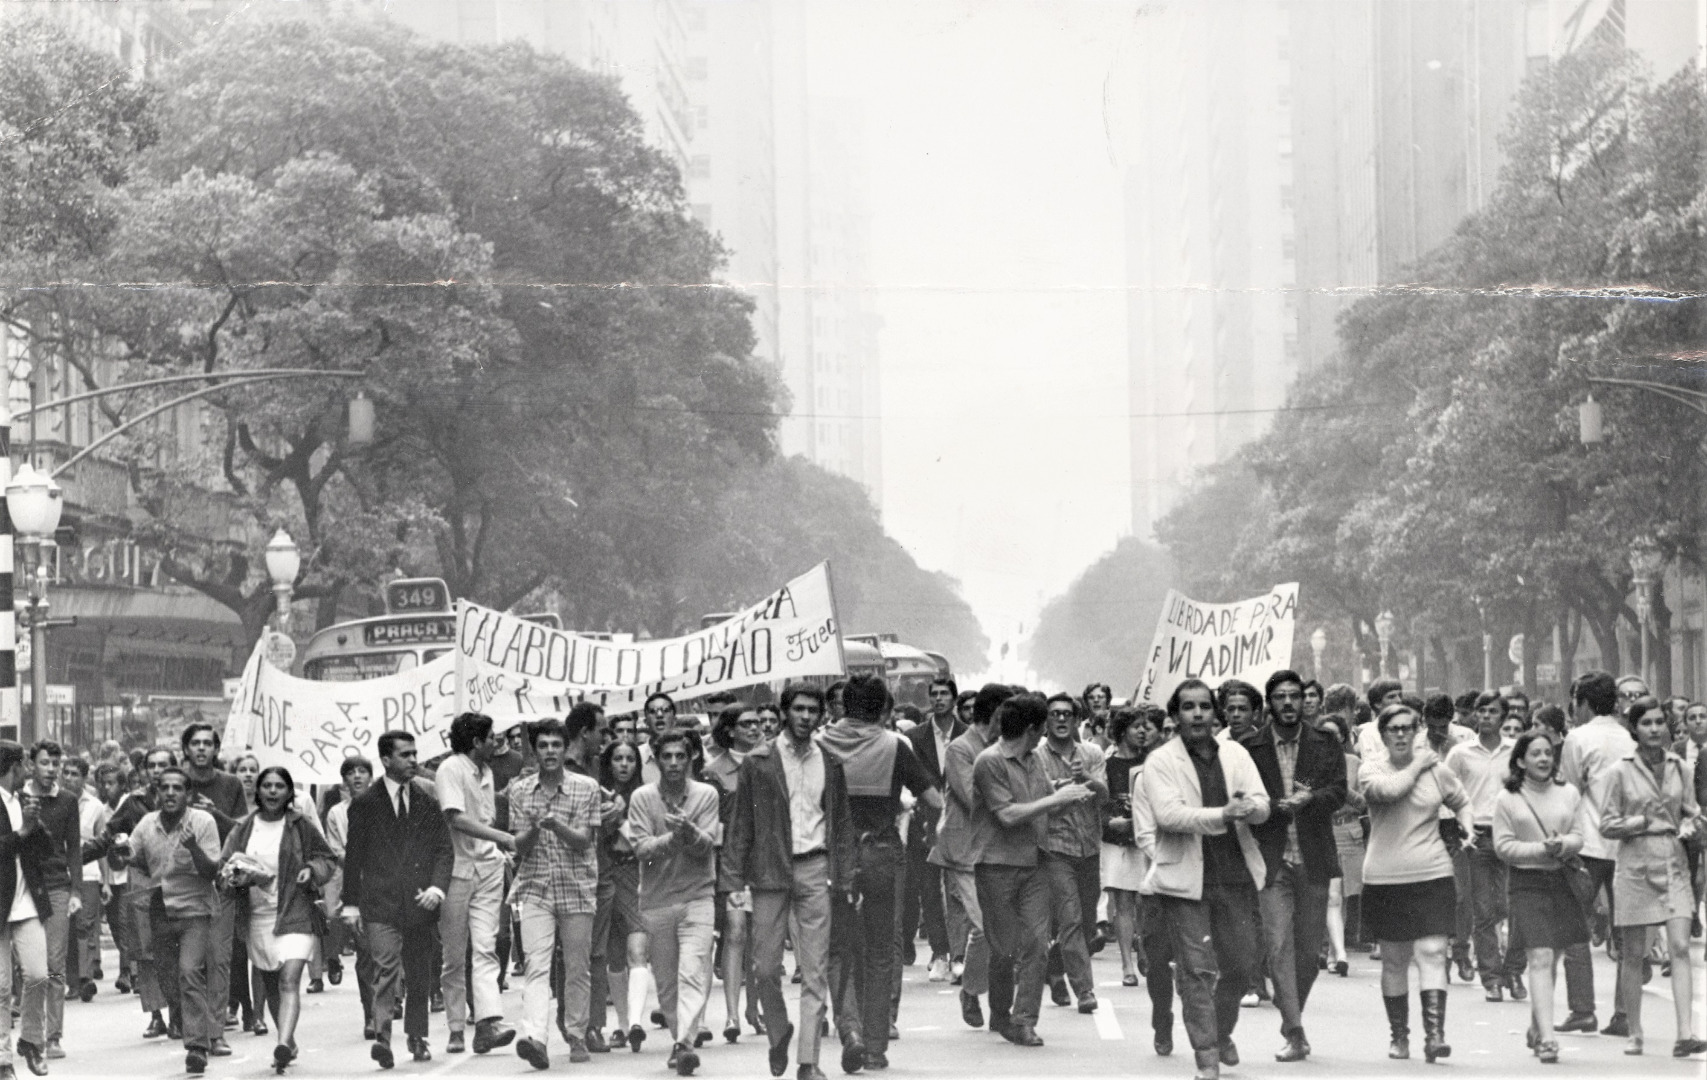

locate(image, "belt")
[[792, 849, 827, 861]]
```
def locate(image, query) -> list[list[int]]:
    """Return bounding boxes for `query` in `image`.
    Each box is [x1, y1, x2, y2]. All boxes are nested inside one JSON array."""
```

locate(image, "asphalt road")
[[43, 934, 1707, 1079]]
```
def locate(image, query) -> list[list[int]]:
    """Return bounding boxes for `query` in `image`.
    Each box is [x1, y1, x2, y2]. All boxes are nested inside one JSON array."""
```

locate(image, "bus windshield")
[[301, 648, 451, 682]]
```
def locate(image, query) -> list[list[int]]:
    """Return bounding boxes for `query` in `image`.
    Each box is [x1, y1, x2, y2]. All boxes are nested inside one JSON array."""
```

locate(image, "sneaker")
[[950, 959, 965, 985], [516, 1037, 549, 1071], [1240, 991, 1260, 1008], [567, 1037, 590, 1064], [42, 1041, 63, 1061], [927, 956, 951, 983]]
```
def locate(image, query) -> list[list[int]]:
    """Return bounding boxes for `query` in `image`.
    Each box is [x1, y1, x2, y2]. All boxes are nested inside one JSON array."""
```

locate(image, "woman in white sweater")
[[1492, 731, 1585, 1064], [1359, 703, 1470, 1065]]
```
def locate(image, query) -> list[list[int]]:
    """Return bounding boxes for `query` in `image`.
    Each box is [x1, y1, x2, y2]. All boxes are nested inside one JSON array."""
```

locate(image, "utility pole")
[[0, 369, 15, 739]]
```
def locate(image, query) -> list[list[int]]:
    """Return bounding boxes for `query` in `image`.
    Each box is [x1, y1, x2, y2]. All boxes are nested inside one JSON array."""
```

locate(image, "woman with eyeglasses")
[[1359, 703, 1470, 1064], [705, 704, 765, 1044], [1492, 730, 1585, 1064], [1599, 695, 1704, 1058]]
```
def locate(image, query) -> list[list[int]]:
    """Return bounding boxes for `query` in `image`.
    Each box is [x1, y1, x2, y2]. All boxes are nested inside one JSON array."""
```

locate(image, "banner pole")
[[822, 560, 848, 676], [453, 600, 468, 715]]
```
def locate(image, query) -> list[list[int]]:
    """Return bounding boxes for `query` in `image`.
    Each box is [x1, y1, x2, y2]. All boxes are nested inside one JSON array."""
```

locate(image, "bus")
[[298, 577, 559, 682], [845, 634, 946, 711]]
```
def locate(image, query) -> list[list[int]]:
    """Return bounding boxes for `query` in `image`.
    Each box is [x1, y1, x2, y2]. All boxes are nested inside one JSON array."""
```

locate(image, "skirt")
[[1612, 834, 1696, 927], [1361, 876, 1458, 943], [1100, 842, 1147, 892], [1507, 867, 1589, 952], [247, 919, 315, 972]]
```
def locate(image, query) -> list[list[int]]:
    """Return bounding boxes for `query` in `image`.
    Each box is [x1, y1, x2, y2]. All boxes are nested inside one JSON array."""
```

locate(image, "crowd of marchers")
[[0, 669, 1702, 1080]]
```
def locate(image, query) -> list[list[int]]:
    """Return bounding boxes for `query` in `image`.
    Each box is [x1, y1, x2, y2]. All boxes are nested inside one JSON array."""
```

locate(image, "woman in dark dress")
[[1100, 705, 1158, 986]]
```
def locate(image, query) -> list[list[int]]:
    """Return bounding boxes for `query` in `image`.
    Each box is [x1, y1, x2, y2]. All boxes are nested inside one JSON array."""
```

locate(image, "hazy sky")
[[807, 1, 1138, 671]]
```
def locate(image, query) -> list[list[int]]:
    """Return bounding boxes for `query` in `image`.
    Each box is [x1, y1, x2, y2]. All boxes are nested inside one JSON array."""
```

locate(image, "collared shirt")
[[381, 776, 411, 818], [325, 799, 351, 860], [1273, 726, 1303, 866], [1445, 737, 1513, 828], [1187, 740, 1247, 888], [78, 790, 110, 883], [972, 741, 1051, 867], [1036, 739, 1106, 858], [1559, 714, 1637, 860], [778, 736, 827, 855], [130, 808, 219, 918], [0, 788, 37, 922], [435, 754, 503, 877], [507, 771, 600, 914], [930, 716, 954, 778]]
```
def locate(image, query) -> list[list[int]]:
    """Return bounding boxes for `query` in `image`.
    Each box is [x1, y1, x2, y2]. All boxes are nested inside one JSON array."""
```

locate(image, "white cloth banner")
[[228, 563, 846, 782], [1133, 583, 1299, 707], [456, 562, 845, 716]]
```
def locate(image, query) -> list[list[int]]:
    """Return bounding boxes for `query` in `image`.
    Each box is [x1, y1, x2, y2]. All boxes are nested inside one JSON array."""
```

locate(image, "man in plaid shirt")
[[507, 716, 603, 1069]]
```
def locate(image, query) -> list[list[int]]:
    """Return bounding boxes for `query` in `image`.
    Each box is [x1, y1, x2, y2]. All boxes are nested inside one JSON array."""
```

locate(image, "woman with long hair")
[[1318, 713, 1362, 977], [218, 765, 336, 1072], [601, 738, 652, 1052], [1359, 703, 1470, 1064], [1600, 696, 1704, 1057], [704, 704, 764, 1042], [231, 754, 264, 1035], [1100, 705, 1156, 987], [1492, 730, 1585, 1064]]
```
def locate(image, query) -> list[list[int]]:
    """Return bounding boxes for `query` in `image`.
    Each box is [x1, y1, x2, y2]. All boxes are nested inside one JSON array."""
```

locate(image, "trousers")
[[975, 862, 1051, 1031], [641, 896, 716, 1044], [1257, 863, 1329, 1040], [941, 868, 989, 995], [1155, 884, 1260, 1055], [1042, 850, 1100, 999], [23, 886, 68, 1044], [366, 920, 435, 1045], [441, 861, 505, 1030], [519, 904, 592, 1047], [901, 840, 948, 959], [1465, 837, 1523, 986], [152, 910, 216, 1051], [829, 835, 902, 1054], [752, 854, 832, 1066]]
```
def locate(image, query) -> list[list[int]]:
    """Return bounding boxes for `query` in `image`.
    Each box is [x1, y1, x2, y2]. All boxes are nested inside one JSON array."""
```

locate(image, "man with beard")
[[1240, 671, 1346, 1062]]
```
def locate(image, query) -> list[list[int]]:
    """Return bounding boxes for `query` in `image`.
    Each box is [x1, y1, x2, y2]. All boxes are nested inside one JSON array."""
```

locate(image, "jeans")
[[366, 920, 435, 1045], [519, 903, 592, 1046], [1465, 835, 1523, 987], [441, 860, 505, 1030], [642, 896, 716, 1044], [73, 880, 104, 984], [588, 872, 615, 1033], [902, 841, 948, 959], [0, 918, 48, 1064], [829, 835, 902, 1053], [1140, 894, 1177, 1035], [1256, 863, 1330, 1039], [941, 868, 989, 996], [753, 853, 832, 1066], [206, 890, 234, 1043], [152, 911, 216, 1051], [127, 885, 168, 1013], [1156, 884, 1260, 1055], [975, 862, 1051, 1031], [24, 886, 69, 1044], [104, 880, 131, 984], [1042, 850, 1100, 1000]]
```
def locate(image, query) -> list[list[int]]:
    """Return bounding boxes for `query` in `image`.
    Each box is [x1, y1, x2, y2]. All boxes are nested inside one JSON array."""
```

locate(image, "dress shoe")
[[667, 1043, 681, 1070], [887, 1023, 898, 1041], [114, 976, 130, 994], [585, 1028, 609, 1053], [77, 982, 95, 1003], [567, 1037, 590, 1064], [1154, 1030, 1174, 1056], [273, 1043, 297, 1072], [306, 978, 324, 994], [769, 1022, 795, 1078], [1557, 1012, 1597, 1033], [988, 1014, 1011, 1040], [429, 990, 444, 1013], [863, 1050, 888, 1069], [472, 1018, 516, 1054], [446, 1030, 465, 1053], [15, 1042, 45, 1077], [627, 1025, 647, 1052], [840, 1036, 866, 1074], [1537, 1040, 1560, 1064], [1001, 1024, 1043, 1047], [1218, 1040, 1239, 1066], [1078, 994, 1098, 1014], [209, 1038, 232, 1056], [1049, 976, 1071, 1007], [610, 1028, 628, 1050], [363, 1021, 376, 1041], [960, 991, 984, 1029], [168, 1018, 183, 1041], [1508, 972, 1528, 1000], [799, 1067, 829, 1080], [184, 1048, 207, 1076], [1275, 1037, 1309, 1062], [371, 1041, 395, 1070], [652, 1009, 669, 1029], [516, 1037, 549, 1070], [408, 1036, 431, 1062], [1601, 1014, 1630, 1037], [695, 1028, 714, 1048], [725, 1023, 742, 1045], [1452, 956, 1473, 982], [1485, 983, 1503, 1002], [1673, 1038, 1707, 1057], [674, 1042, 700, 1076], [327, 963, 343, 986], [1332, 960, 1349, 977], [254, 1016, 269, 1036], [42, 1041, 63, 1061]]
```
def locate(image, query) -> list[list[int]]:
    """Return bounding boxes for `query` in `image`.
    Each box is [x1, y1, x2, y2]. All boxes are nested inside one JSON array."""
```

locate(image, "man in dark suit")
[[902, 677, 965, 981], [341, 731, 454, 1070], [1239, 670, 1348, 1064]]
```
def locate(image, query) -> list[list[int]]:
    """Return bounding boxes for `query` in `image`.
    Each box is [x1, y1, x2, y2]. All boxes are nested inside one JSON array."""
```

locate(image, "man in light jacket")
[[1141, 679, 1270, 1080]]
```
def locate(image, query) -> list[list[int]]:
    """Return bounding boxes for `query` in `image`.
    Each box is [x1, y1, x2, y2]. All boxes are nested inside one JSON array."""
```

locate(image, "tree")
[[1024, 536, 1173, 694]]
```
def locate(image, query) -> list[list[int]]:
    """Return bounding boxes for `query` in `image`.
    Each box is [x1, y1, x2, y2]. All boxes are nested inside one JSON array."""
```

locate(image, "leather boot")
[[1383, 995, 1409, 1060], [1420, 989, 1451, 1063]]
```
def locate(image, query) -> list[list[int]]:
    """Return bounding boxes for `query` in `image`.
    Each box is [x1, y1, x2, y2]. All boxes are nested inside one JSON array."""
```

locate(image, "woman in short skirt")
[[1101, 706, 1158, 986], [1359, 703, 1469, 1065], [1492, 730, 1586, 1064], [219, 766, 336, 1072]]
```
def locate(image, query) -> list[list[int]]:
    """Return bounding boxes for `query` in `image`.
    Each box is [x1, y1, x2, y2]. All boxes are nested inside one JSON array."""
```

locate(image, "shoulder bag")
[[1516, 790, 1597, 918]]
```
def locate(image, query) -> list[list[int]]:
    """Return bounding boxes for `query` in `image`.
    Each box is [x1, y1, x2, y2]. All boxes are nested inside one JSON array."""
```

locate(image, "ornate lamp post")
[[1628, 536, 1664, 686], [264, 529, 301, 636], [1375, 610, 1395, 679], [1310, 628, 1327, 682], [6, 465, 63, 744]]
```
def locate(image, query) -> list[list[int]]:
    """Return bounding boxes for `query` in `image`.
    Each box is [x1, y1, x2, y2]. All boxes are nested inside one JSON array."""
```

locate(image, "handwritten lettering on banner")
[[232, 652, 460, 784], [1133, 583, 1299, 706], [457, 562, 845, 716]]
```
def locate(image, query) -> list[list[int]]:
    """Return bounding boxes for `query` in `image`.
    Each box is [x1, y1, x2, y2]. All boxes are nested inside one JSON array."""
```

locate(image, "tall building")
[[1118, 0, 1703, 539]]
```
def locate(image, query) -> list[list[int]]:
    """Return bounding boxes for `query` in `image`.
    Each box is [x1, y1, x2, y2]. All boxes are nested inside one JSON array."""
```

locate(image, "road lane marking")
[[1092, 999, 1124, 1041]]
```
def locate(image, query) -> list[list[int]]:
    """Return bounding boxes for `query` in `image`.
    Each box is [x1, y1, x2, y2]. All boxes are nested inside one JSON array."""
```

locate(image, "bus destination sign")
[[364, 616, 457, 646], [386, 578, 452, 615]]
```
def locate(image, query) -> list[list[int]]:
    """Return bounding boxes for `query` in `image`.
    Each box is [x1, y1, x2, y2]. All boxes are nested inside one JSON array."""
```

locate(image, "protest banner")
[[456, 562, 846, 716], [229, 650, 460, 784], [1133, 583, 1299, 706]]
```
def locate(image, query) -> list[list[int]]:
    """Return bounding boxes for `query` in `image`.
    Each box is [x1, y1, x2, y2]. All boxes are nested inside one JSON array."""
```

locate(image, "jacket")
[[720, 738, 855, 894], [0, 789, 52, 920], [926, 726, 992, 873], [1240, 722, 1347, 885], [1139, 735, 1270, 900], [219, 810, 338, 937], [342, 778, 453, 929], [904, 717, 965, 847]]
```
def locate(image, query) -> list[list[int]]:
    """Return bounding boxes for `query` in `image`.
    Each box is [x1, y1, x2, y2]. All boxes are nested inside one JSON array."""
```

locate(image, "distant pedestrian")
[[0, 740, 52, 1079]]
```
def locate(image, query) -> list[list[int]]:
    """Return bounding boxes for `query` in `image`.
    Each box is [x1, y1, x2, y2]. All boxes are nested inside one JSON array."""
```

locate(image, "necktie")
[[396, 785, 408, 819]]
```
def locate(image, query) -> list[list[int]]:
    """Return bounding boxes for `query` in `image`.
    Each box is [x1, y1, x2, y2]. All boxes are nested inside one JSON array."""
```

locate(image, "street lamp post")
[[1310, 628, 1327, 682], [5, 465, 63, 745], [1629, 536, 1664, 686], [264, 529, 301, 635], [1375, 610, 1395, 680]]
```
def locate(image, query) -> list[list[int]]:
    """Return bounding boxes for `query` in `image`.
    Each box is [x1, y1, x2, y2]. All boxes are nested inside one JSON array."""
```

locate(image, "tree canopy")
[[1024, 536, 1173, 694]]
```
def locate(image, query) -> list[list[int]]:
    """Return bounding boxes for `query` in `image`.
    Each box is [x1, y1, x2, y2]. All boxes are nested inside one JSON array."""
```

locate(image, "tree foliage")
[[1025, 536, 1173, 694]]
